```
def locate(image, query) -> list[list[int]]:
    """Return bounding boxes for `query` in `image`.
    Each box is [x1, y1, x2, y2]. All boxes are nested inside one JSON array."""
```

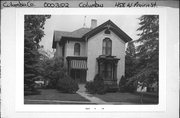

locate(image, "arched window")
[[74, 43, 80, 56], [102, 38, 112, 56]]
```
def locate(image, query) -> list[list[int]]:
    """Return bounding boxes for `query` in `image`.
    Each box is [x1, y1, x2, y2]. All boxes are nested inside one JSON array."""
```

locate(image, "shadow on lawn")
[[24, 89, 90, 104], [94, 92, 158, 104]]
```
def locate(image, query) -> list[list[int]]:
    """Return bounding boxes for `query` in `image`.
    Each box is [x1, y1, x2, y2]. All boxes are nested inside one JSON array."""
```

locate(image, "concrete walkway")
[[77, 84, 109, 104]]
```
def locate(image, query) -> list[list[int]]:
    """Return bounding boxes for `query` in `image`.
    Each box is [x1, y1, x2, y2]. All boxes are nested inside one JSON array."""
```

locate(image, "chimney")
[[90, 19, 97, 29]]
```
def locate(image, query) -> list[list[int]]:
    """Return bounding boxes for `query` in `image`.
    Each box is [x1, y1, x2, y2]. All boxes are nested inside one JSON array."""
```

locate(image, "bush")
[[125, 82, 136, 92], [85, 74, 107, 94], [56, 74, 79, 94], [42, 57, 67, 89], [119, 76, 127, 92], [85, 81, 96, 94], [24, 89, 41, 96], [105, 83, 119, 92], [119, 76, 136, 93], [24, 82, 41, 96]]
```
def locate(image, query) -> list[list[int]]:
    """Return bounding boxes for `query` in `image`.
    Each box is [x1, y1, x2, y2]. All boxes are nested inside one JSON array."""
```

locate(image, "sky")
[[40, 15, 141, 52]]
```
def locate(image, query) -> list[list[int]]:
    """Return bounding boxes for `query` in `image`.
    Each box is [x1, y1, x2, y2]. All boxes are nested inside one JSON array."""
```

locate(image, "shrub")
[[56, 74, 79, 94], [24, 88, 41, 96], [106, 82, 119, 92], [85, 81, 96, 94], [42, 58, 67, 89], [119, 76, 127, 92], [85, 74, 107, 94], [125, 82, 136, 92], [119, 76, 136, 93]]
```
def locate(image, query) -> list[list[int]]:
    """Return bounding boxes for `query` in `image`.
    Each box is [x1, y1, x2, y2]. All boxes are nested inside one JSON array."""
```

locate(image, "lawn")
[[24, 89, 158, 105], [24, 89, 90, 104], [94, 92, 158, 104]]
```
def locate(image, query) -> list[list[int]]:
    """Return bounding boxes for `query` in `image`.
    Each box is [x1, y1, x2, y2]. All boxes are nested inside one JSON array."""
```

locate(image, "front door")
[[70, 69, 86, 83]]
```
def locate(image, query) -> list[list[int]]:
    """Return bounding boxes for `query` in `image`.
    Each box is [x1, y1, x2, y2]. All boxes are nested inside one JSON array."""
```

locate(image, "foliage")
[[85, 74, 107, 94], [125, 42, 137, 78], [24, 89, 41, 96], [126, 15, 159, 89], [85, 81, 96, 94], [56, 74, 79, 93], [38, 46, 53, 60], [119, 76, 136, 93], [24, 15, 51, 93], [94, 74, 107, 94], [126, 41, 136, 57], [125, 81, 137, 93], [119, 76, 127, 92], [41, 57, 66, 88]]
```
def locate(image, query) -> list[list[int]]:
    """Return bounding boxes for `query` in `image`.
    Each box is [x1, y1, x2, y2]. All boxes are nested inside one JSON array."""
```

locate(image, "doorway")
[[70, 69, 87, 83]]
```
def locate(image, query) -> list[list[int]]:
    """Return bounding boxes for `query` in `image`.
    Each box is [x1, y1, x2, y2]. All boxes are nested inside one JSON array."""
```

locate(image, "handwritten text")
[[79, 1, 103, 8], [3, 1, 34, 7], [115, 2, 157, 8]]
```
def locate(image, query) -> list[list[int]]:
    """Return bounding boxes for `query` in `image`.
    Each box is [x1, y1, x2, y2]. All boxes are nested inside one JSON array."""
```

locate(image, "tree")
[[126, 41, 136, 58], [127, 15, 159, 89], [125, 41, 136, 78], [42, 57, 67, 88], [24, 15, 51, 94], [38, 46, 53, 60]]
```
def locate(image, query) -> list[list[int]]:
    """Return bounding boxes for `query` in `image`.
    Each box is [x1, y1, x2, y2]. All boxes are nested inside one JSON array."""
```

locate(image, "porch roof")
[[66, 56, 87, 70], [66, 56, 87, 61], [96, 55, 120, 65], [96, 55, 120, 62]]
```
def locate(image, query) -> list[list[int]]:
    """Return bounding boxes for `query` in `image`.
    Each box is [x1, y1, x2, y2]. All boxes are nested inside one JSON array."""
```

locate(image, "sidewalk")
[[77, 84, 109, 104]]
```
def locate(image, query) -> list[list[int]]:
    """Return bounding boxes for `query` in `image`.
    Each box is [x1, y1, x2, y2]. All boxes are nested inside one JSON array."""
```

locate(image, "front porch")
[[97, 55, 120, 89], [66, 56, 87, 83], [66, 55, 120, 90]]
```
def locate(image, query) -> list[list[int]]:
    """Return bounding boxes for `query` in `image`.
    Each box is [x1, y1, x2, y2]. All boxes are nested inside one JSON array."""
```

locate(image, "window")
[[102, 38, 112, 56], [74, 43, 80, 56], [104, 29, 111, 34], [100, 63, 113, 80], [106, 63, 112, 79]]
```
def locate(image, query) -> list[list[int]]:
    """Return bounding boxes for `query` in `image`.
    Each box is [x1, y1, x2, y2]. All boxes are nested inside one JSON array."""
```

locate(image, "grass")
[[94, 92, 158, 104], [24, 89, 90, 104], [24, 89, 158, 105]]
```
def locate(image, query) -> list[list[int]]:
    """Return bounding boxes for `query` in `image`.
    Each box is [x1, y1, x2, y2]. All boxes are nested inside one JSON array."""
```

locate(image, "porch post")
[[112, 62, 115, 80], [114, 62, 118, 80], [98, 60, 100, 74], [67, 60, 71, 75]]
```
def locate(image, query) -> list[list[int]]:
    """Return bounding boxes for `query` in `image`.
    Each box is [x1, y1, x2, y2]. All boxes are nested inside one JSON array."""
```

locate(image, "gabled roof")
[[52, 28, 91, 48], [83, 20, 132, 42], [52, 20, 132, 49], [53, 28, 91, 42]]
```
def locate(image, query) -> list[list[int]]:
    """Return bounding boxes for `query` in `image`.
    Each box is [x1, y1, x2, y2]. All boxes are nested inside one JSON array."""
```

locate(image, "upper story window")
[[102, 38, 112, 56], [104, 29, 111, 34], [74, 43, 80, 56]]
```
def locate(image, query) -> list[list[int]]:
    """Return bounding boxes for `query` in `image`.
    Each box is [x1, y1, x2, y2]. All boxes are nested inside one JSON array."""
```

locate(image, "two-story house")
[[52, 19, 132, 87]]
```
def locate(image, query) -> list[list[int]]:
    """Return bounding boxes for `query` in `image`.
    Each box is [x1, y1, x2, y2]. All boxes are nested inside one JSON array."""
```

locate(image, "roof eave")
[[83, 20, 133, 43], [59, 36, 85, 45]]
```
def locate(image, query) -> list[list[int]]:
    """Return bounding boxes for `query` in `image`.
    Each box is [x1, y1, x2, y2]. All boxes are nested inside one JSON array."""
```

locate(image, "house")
[[52, 19, 132, 87]]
